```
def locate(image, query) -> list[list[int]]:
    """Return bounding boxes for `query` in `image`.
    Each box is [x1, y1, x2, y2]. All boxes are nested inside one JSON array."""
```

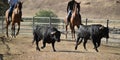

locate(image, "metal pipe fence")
[[0, 16, 120, 34]]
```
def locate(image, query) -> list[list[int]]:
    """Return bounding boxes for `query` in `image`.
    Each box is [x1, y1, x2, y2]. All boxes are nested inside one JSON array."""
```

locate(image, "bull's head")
[[99, 26, 109, 43], [51, 31, 61, 42]]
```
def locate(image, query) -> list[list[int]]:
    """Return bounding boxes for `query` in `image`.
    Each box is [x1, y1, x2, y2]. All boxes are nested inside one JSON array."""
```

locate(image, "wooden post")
[[106, 19, 109, 44], [2, 16, 4, 33], [33, 16, 35, 31], [49, 16, 52, 26], [107, 20, 109, 28], [86, 18, 88, 25]]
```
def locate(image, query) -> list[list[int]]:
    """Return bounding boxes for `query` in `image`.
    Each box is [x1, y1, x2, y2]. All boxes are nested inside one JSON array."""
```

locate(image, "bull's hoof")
[[41, 47, 44, 49], [95, 48, 99, 52], [53, 50, 56, 52], [36, 47, 40, 51], [96, 50, 99, 52], [85, 49, 88, 51], [75, 46, 77, 50]]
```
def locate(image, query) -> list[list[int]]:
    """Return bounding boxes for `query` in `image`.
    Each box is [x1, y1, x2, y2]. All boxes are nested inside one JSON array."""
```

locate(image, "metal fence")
[[0, 16, 120, 35], [0, 16, 65, 34]]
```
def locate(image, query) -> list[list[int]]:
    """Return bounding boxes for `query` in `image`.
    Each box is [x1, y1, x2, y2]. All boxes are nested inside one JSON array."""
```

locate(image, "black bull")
[[75, 24, 109, 52], [33, 26, 61, 52]]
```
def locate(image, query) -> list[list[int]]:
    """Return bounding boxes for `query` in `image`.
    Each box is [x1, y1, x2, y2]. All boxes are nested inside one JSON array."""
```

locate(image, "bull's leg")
[[75, 36, 82, 50], [78, 38, 83, 45], [41, 42, 46, 49], [92, 39, 99, 52], [97, 39, 101, 48], [32, 33, 37, 44], [36, 40, 40, 51], [83, 39, 88, 51], [52, 42, 56, 52], [32, 36, 36, 45]]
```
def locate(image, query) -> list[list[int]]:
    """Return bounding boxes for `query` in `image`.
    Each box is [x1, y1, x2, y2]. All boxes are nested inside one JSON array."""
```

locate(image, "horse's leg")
[[16, 22, 20, 36], [6, 18, 9, 37], [6, 23, 9, 37], [70, 24, 74, 39], [65, 24, 68, 39], [11, 22, 15, 38], [73, 27, 75, 39], [14, 25, 16, 38], [5, 16, 11, 37]]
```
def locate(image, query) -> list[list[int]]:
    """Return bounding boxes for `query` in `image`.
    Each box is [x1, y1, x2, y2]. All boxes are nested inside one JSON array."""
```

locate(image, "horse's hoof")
[[75, 46, 77, 50], [41, 47, 44, 49], [53, 50, 56, 52], [36, 47, 40, 51], [8, 21, 11, 25]]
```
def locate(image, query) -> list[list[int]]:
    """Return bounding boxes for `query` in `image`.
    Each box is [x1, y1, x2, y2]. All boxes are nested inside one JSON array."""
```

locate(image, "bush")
[[35, 10, 57, 17]]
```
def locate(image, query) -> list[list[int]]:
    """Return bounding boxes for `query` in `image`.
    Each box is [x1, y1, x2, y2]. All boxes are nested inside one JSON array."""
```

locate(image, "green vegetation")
[[34, 10, 60, 23], [35, 10, 57, 17]]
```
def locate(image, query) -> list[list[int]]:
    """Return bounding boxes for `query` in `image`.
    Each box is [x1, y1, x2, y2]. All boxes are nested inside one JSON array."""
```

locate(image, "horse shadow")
[[0, 36, 11, 54]]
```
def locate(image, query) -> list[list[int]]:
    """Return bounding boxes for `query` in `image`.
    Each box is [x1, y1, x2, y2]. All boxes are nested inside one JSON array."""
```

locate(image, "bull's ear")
[[51, 31, 56, 35]]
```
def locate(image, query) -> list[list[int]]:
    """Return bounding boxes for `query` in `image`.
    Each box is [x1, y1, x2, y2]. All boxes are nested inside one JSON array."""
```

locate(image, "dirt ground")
[[0, 34, 120, 60]]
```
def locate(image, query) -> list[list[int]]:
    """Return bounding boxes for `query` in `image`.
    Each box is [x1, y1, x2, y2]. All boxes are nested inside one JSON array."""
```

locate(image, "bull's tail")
[[32, 32, 36, 45], [32, 39, 35, 45]]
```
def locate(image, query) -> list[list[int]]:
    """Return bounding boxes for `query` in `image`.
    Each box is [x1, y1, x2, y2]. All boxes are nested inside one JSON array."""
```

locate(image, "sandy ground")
[[0, 34, 120, 60]]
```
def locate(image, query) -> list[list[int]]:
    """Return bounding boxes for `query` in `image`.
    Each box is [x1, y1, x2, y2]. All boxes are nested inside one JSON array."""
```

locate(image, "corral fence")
[[0, 16, 120, 37]]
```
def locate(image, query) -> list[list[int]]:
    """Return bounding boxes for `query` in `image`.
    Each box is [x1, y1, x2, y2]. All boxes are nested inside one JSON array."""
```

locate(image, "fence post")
[[2, 16, 4, 33], [86, 18, 88, 25], [33, 16, 35, 31], [107, 19, 109, 28], [49, 16, 51, 26], [106, 19, 109, 44]]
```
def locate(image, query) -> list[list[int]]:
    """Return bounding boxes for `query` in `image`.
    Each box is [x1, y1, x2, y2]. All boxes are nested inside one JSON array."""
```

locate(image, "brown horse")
[[5, 1, 23, 38], [65, 2, 82, 39]]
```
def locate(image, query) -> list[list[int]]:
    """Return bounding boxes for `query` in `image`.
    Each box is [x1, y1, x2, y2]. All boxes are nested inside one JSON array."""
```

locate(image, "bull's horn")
[[99, 26, 104, 30], [51, 31, 56, 34]]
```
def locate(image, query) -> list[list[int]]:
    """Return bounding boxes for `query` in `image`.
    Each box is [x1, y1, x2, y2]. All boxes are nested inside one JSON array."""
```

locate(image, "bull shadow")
[[61, 39, 76, 42], [56, 50, 84, 53]]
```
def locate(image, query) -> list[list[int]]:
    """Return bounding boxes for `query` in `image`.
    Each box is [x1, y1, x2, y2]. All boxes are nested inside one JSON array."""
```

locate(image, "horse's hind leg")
[[6, 18, 10, 37], [65, 24, 68, 39], [11, 23, 15, 38], [6, 24, 9, 37], [73, 28, 75, 39], [16, 22, 20, 36]]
